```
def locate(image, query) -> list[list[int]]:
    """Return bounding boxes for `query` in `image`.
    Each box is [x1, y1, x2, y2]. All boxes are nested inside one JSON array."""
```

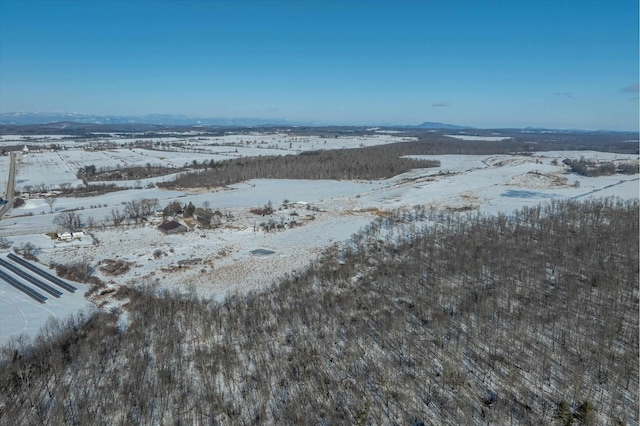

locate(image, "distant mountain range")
[[411, 121, 469, 130], [0, 112, 304, 127], [5, 112, 632, 133], [0, 112, 470, 129]]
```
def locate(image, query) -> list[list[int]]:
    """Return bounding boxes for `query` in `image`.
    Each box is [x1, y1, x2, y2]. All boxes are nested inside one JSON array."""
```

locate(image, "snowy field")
[[5, 133, 416, 192], [0, 134, 78, 141], [191, 133, 418, 151], [15, 151, 84, 191], [0, 155, 10, 197], [0, 144, 637, 346], [444, 134, 512, 141], [1, 132, 415, 152]]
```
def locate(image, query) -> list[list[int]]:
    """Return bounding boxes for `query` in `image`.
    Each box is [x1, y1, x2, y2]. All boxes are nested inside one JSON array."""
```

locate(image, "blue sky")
[[1, 0, 638, 130]]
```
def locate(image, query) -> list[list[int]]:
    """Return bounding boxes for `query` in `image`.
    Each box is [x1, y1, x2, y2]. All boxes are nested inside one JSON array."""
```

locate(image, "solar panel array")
[[0, 254, 78, 304]]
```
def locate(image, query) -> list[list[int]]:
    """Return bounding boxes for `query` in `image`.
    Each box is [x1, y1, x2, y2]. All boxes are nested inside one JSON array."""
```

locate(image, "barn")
[[194, 208, 224, 228]]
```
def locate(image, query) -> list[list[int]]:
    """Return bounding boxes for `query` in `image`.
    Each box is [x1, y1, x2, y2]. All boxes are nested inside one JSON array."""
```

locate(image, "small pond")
[[250, 248, 275, 256]]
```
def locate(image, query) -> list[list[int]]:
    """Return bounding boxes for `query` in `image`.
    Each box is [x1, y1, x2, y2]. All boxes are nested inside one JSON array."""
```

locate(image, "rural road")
[[0, 153, 16, 218]]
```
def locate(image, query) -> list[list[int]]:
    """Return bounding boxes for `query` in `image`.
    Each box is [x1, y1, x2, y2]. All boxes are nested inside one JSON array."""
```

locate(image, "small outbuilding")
[[158, 220, 188, 234], [58, 232, 73, 241], [57, 231, 84, 241]]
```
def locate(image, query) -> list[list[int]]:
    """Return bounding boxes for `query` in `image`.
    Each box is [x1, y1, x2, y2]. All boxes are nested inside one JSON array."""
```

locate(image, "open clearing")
[[0, 134, 637, 345]]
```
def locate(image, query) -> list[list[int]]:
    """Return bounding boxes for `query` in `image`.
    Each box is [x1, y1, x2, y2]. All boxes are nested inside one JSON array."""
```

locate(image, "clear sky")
[[1, 0, 638, 130]]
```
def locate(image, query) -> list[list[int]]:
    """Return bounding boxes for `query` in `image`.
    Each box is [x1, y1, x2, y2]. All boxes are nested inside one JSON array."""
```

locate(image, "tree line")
[[562, 158, 639, 177]]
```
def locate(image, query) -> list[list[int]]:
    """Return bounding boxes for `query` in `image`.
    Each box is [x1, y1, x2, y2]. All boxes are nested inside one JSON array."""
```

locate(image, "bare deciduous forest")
[[160, 145, 441, 189], [0, 198, 637, 425], [408, 132, 639, 155], [563, 158, 640, 177]]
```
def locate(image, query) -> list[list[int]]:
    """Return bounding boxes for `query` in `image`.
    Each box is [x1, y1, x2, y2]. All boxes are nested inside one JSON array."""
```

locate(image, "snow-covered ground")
[[5, 132, 416, 192], [0, 146, 637, 346], [444, 134, 512, 141], [0, 155, 10, 198], [15, 151, 84, 192], [0, 134, 78, 141], [0, 258, 92, 344]]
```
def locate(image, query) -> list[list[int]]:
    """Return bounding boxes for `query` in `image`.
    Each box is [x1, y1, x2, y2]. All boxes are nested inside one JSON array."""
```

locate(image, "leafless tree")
[[163, 201, 183, 217], [53, 211, 82, 233], [44, 197, 56, 213], [86, 216, 96, 229], [124, 199, 143, 222], [14, 242, 38, 260], [141, 198, 159, 217], [108, 208, 125, 227]]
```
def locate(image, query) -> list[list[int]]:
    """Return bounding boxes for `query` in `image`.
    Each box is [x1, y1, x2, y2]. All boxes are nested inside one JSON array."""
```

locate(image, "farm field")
[[0, 155, 9, 198], [0, 133, 638, 346], [6, 132, 417, 192]]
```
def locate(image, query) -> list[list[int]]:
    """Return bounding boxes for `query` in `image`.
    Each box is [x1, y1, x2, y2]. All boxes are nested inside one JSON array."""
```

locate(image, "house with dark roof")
[[158, 220, 188, 234]]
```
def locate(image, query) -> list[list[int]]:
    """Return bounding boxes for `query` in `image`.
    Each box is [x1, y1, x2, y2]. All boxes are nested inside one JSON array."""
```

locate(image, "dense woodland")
[[160, 145, 441, 189], [1, 197, 637, 425], [411, 131, 639, 155]]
